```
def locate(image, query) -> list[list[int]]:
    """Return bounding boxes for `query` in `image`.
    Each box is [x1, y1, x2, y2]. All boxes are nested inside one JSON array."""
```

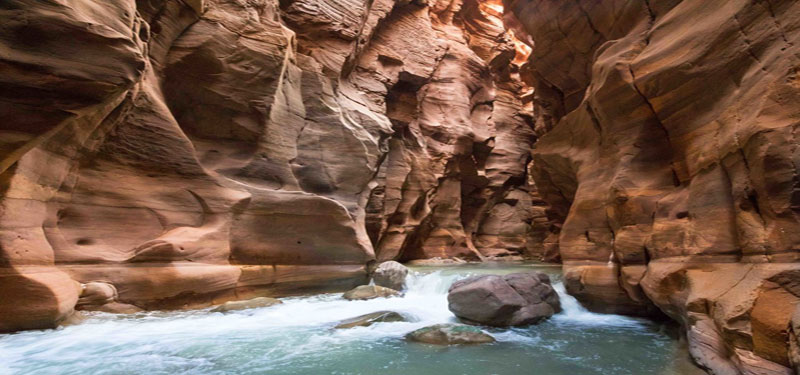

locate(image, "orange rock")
[[0, 0, 543, 332], [508, 0, 800, 372]]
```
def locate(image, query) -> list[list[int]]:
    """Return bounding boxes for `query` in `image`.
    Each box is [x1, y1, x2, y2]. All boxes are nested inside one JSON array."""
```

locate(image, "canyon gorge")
[[1, 0, 799, 374]]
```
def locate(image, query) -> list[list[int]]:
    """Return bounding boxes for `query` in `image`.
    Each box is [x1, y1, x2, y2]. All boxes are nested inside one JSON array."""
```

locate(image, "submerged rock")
[[89, 302, 143, 314], [58, 311, 86, 328], [371, 261, 409, 291], [211, 297, 283, 313], [447, 272, 560, 326], [334, 311, 407, 329], [405, 324, 495, 345], [342, 285, 401, 301]]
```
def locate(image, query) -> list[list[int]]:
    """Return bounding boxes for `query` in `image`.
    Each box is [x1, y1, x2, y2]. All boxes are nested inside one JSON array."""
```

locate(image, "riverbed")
[[0, 263, 699, 375]]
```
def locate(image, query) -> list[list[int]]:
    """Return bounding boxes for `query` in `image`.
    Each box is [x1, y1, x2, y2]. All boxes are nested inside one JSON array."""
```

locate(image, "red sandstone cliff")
[[0, 0, 540, 332], [3, 1, 800, 373], [505, 0, 800, 373]]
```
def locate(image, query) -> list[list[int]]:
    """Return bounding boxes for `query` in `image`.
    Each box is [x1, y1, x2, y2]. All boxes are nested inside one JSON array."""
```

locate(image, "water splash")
[[0, 267, 671, 375], [550, 281, 646, 327]]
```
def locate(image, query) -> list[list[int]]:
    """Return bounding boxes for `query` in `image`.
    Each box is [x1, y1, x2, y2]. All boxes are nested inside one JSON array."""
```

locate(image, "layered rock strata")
[[505, 0, 800, 373], [0, 0, 540, 332]]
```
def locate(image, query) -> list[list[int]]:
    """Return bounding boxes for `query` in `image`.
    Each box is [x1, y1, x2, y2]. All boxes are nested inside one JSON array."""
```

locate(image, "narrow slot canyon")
[[1, 0, 799, 374]]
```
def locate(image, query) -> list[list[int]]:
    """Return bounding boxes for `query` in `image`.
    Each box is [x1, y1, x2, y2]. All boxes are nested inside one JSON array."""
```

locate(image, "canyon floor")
[[0, 263, 705, 375]]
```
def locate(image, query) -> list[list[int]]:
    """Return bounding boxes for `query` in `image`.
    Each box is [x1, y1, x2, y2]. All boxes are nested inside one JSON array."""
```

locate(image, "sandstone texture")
[[334, 310, 407, 329], [211, 297, 282, 313], [405, 323, 495, 345], [447, 272, 559, 326], [0, 0, 541, 332], [4, 0, 800, 373], [342, 285, 401, 300], [371, 260, 409, 291], [504, 0, 800, 372]]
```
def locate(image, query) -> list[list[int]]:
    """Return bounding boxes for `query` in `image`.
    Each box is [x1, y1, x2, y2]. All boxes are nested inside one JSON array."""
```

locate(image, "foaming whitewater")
[[550, 281, 645, 327], [0, 267, 678, 375]]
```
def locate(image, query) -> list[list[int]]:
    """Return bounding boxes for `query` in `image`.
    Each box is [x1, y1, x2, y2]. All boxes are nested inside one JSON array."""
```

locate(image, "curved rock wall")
[[505, 0, 800, 373], [0, 0, 541, 331]]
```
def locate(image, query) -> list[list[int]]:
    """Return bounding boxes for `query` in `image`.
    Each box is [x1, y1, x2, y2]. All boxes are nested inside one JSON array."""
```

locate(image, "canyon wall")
[[4, 0, 800, 373], [505, 0, 800, 373], [0, 0, 542, 331]]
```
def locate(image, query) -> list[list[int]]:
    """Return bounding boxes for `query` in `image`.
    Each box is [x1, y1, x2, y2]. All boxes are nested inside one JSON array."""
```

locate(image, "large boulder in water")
[[371, 261, 409, 291], [447, 272, 560, 326], [406, 324, 495, 345], [211, 297, 283, 313], [335, 311, 407, 329], [342, 285, 401, 301]]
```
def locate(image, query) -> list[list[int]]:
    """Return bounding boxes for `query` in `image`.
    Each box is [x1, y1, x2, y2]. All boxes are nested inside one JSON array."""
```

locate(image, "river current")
[[0, 263, 701, 375]]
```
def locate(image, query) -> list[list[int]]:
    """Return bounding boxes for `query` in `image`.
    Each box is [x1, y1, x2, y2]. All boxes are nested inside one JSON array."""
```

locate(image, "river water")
[[0, 263, 699, 375]]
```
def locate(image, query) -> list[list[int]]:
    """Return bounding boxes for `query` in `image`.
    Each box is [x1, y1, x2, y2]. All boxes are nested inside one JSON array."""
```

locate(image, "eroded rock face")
[[447, 272, 560, 326], [505, 0, 800, 372], [0, 0, 543, 332]]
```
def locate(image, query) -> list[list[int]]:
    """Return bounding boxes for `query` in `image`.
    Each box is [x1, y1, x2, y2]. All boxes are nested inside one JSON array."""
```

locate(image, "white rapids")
[[0, 267, 679, 375]]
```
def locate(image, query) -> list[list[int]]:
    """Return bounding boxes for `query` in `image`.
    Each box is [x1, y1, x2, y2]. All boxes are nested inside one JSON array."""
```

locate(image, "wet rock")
[[447, 272, 560, 326], [342, 285, 401, 301], [334, 311, 407, 329], [58, 311, 86, 328], [91, 302, 144, 314], [371, 261, 409, 291], [405, 324, 495, 345], [211, 297, 283, 313]]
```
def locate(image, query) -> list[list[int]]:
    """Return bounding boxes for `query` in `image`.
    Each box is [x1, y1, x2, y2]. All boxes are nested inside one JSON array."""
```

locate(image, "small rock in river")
[[335, 311, 407, 329], [405, 324, 495, 345], [342, 285, 401, 300], [371, 261, 409, 291]]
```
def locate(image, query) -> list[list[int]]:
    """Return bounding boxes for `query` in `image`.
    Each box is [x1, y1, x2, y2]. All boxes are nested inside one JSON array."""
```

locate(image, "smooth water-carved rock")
[[448, 272, 560, 326], [58, 311, 87, 328], [76, 281, 143, 314], [77, 282, 118, 307], [342, 285, 401, 301], [371, 261, 409, 291], [0, 0, 543, 333], [211, 297, 283, 313], [505, 0, 800, 372], [334, 311, 407, 329], [405, 324, 495, 345]]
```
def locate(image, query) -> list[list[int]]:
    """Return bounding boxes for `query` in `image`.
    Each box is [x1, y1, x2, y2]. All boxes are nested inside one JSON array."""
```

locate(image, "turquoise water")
[[0, 263, 700, 375]]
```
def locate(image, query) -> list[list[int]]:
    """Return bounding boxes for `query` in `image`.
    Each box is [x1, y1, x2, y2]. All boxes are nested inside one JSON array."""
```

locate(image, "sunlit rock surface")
[[504, 0, 800, 373], [4, 0, 800, 373], [0, 0, 542, 332]]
